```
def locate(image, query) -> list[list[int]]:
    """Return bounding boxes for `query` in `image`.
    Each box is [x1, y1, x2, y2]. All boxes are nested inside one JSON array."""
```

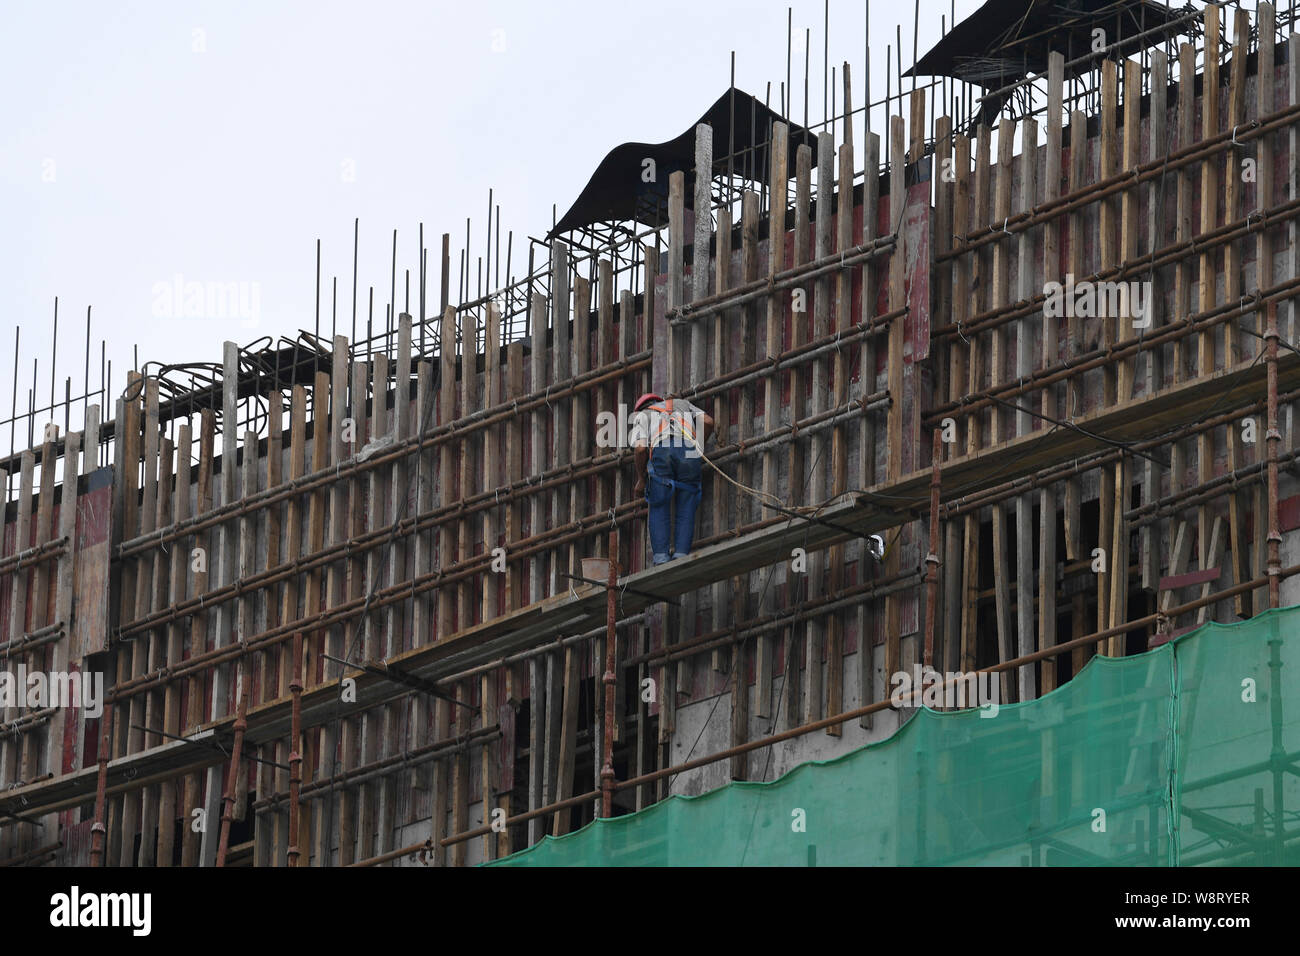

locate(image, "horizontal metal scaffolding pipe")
[[668, 232, 898, 325], [116, 306, 883, 571], [935, 195, 1300, 343], [1127, 448, 1300, 528], [252, 724, 501, 811], [114, 496, 642, 671], [115, 448, 636, 640], [431, 613, 648, 690], [116, 349, 652, 559], [429, 561, 1300, 856], [708, 394, 889, 464], [107, 504, 645, 700], [0, 537, 67, 578], [940, 387, 1300, 518], [116, 388, 879, 642], [940, 97, 1300, 262], [112, 448, 877, 702], [0, 841, 62, 867], [680, 311, 901, 405], [0, 707, 54, 740], [0, 621, 66, 657], [926, 276, 1300, 424], [625, 569, 921, 668]]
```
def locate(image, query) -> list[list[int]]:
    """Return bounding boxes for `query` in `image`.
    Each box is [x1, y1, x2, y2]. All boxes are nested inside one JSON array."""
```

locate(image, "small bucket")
[[581, 557, 611, 584]]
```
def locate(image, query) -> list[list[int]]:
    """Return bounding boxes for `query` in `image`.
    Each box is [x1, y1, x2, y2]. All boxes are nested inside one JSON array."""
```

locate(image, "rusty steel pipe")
[[0, 841, 62, 867], [948, 387, 1300, 521], [115, 453, 639, 641], [1128, 449, 1300, 529], [0, 536, 68, 577], [88, 699, 113, 867], [215, 694, 248, 867], [936, 196, 1300, 342], [0, 707, 55, 740], [926, 275, 1300, 424], [600, 531, 618, 819], [924, 427, 942, 668], [108, 505, 644, 695], [116, 351, 653, 560], [940, 98, 1300, 262], [624, 570, 920, 669], [115, 387, 879, 648], [0, 621, 66, 657], [681, 312, 900, 405], [252, 725, 499, 811], [287, 631, 304, 867], [668, 233, 898, 324], [1267, 302, 1283, 609]]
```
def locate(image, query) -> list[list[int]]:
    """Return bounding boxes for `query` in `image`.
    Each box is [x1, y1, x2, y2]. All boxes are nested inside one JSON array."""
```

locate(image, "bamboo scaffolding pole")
[[287, 632, 304, 866], [1266, 303, 1283, 608]]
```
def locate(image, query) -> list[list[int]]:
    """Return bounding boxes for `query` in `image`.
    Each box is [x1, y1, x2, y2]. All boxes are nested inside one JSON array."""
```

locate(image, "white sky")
[[1, 0, 964, 446]]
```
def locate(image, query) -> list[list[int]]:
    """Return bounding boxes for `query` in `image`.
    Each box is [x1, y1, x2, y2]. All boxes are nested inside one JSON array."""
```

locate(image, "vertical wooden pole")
[[961, 124, 990, 679], [947, 132, 970, 685], [1141, 50, 1168, 602], [826, 132, 854, 730], [885, 114, 905, 696], [1198, 4, 1221, 627], [180, 407, 212, 867], [990, 118, 1014, 701], [1039, 52, 1064, 695], [1224, 8, 1251, 619], [757, 122, 788, 723], [1015, 116, 1038, 701], [1256, 4, 1277, 616], [711, 209, 732, 676], [159, 420, 191, 866]]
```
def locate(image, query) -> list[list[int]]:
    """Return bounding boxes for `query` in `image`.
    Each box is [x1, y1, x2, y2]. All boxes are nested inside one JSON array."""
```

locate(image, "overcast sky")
[[2, 0, 964, 444]]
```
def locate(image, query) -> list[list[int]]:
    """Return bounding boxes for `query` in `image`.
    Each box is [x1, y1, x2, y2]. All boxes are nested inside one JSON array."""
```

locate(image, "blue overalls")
[[644, 402, 704, 565]]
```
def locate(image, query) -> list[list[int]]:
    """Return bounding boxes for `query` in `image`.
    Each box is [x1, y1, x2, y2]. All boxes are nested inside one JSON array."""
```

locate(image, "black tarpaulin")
[[905, 0, 1190, 86], [547, 89, 819, 240]]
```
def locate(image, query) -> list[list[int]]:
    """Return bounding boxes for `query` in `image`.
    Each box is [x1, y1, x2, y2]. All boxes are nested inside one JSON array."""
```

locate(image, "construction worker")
[[630, 393, 715, 565]]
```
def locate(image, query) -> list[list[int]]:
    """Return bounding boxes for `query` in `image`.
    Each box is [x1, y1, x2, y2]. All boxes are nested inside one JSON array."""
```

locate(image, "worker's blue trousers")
[[646, 443, 704, 565]]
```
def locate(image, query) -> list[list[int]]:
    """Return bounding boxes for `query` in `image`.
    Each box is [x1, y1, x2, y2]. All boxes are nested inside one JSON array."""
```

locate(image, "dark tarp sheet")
[[548, 89, 819, 240]]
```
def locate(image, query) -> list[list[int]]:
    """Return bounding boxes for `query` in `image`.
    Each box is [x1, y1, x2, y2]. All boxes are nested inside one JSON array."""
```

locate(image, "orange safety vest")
[[646, 399, 696, 447]]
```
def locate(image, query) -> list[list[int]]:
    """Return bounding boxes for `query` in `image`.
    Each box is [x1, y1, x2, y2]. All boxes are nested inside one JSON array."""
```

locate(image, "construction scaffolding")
[[2, 0, 1299, 868]]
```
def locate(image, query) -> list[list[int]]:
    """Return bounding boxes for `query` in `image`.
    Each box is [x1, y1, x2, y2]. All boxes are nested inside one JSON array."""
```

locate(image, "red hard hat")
[[634, 392, 662, 411]]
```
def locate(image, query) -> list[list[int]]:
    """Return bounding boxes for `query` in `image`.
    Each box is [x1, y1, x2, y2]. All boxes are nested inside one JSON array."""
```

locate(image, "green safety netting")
[[489, 606, 1300, 866]]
